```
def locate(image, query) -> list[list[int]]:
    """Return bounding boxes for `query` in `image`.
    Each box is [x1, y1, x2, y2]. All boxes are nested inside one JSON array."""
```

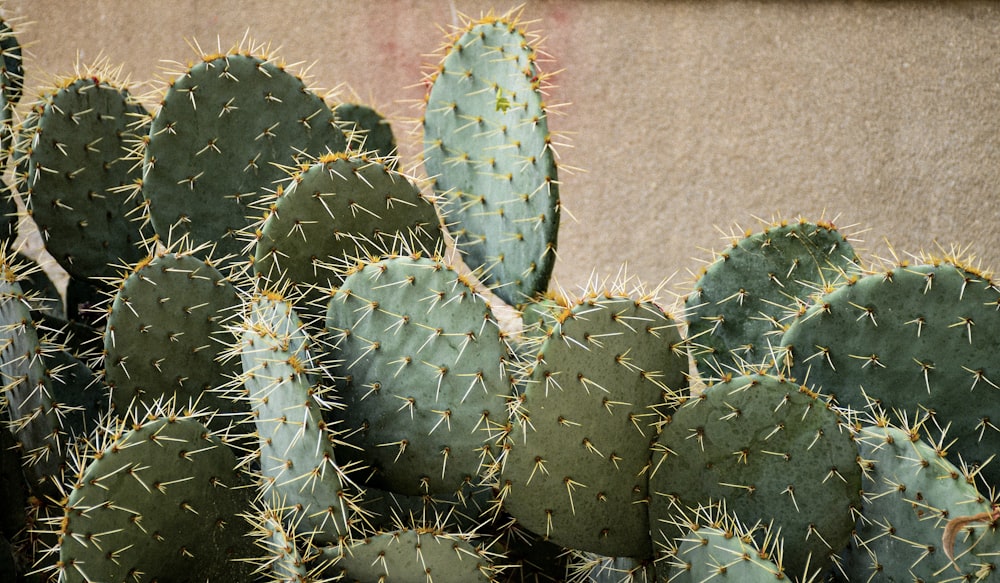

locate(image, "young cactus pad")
[[55, 414, 255, 583], [103, 251, 246, 431], [499, 293, 687, 558], [649, 374, 861, 577], [325, 254, 514, 496], [423, 11, 560, 307], [20, 74, 148, 281], [238, 293, 352, 543], [141, 48, 347, 260], [778, 259, 1000, 486], [251, 154, 442, 291], [843, 421, 1000, 580], [684, 219, 859, 379]]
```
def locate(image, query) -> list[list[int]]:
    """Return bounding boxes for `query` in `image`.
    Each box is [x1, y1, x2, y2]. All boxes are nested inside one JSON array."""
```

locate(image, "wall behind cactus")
[[5, 0, 1000, 300]]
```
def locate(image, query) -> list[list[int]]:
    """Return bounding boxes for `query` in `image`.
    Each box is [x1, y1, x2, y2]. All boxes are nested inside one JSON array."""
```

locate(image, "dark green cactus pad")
[[325, 255, 514, 496], [321, 528, 497, 582], [334, 102, 399, 164], [423, 12, 560, 307], [778, 259, 1000, 486], [500, 293, 687, 558], [20, 75, 148, 282], [684, 220, 860, 379], [649, 374, 861, 577], [659, 503, 785, 581], [843, 421, 1000, 581], [252, 154, 442, 291], [142, 50, 347, 261], [239, 293, 353, 543], [56, 414, 255, 583], [0, 17, 22, 155], [46, 347, 104, 441], [103, 251, 246, 431], [0, 178, 16, 251]]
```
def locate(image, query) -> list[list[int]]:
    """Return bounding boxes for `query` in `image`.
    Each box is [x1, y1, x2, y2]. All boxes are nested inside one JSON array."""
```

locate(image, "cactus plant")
[[334, 102, 399, 165], [140, 43, 347, 261], [325, 253, 515, 497], [498, 290, 687, 558], [423, 8, 561, 307]]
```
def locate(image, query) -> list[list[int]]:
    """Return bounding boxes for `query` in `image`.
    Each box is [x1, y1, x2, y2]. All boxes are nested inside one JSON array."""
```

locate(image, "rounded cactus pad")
[[779, 258, 1000, 485], [334, 102, 399, 164], [321, 527, 497, 582], [238, 293, 355, 543], [55, 414, 255, 583], [252, 154, 442, 291], [19, 72, 148, 281], [103, 250, 246, 431], [649, 374, 861, 577], [499, 293, 687, 558], [843, 420, 1000, 580], [423, 10, 560, 307], [325, 254, 515, 496], [684, 219, 860, 379], [142, 47, 347, 260]]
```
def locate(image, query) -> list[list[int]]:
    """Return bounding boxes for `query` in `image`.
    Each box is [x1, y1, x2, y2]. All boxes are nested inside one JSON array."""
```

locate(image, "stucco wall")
[[5, 1, 999, 300]]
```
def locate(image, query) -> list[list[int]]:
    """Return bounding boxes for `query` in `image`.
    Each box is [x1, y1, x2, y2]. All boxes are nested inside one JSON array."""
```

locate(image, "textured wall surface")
[[5, 1, 999, 302]]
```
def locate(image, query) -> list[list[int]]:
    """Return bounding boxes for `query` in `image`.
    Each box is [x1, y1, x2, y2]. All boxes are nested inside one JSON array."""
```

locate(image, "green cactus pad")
[[239, 293, 353, 543], [649, 374, 861, 577], [56, 414, 255, 583], [20, 74, 148, 281], [251, 154, 442, 291], [142, 49, 347, 261], [325, 254, 514, 496], [660, 504, 786, 582], [843, 421, 1000, 581], [0, 17, 22, 154], [334, 102, 399, 164], [103, 250, 246, 431], [321, 528, 497, 582], [499, 293, 687, 558], [423, 11, 560, 307], [778, 259, 1000, 486], [684, 219, 860, 379]]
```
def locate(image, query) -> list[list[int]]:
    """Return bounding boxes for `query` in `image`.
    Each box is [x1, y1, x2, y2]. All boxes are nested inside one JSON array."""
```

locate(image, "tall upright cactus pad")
[[778, 259, 1000, 486], [251, 154, 442, 292], [325, 254, 515, 496], [141, 45, 347, 261], [238, 293, 354, 543], [659, 503, 786, 581], [684, 219, 860, 379], [103, 250, 246, 431], [498, 293, 687, 558], [334, 102, 399, 165], [843, 420, 1000, 581], [321, 527, 498, 582], [423, 10, 560, 307], [649, 374, 861, 577], [19, 71, 148, 281], [54, 414, 256, 583]]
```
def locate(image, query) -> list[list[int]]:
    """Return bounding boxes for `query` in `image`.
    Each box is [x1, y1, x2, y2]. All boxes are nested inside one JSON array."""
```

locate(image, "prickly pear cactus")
[[0, 17, 22, 154], [423, 9, 560, 307], [325, 254, 514, 496], [141, 45, 347, 260], [251, 154, 442, 291], [103, 250, 246, 430], [649, 374, 861, 577], [18, 69, 148, 282], [54, 413, 256, 583], [778, 258, 1000, 486], [321, 527, 498, 582], [238, 292, 354, 543], [660, 503, 787, 582], [843, 419, 1000, 581], [334, 102, 399, 164], [684, 219, 860, 378], [499, 292, 687, 558]]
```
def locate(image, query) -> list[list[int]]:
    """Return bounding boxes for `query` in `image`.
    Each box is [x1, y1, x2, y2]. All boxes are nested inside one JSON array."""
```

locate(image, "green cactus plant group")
[[0, 6, 995, 583]]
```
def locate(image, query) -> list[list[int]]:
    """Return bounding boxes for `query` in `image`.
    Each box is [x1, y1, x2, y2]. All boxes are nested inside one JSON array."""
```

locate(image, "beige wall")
[[5, 1, 999, 303]]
